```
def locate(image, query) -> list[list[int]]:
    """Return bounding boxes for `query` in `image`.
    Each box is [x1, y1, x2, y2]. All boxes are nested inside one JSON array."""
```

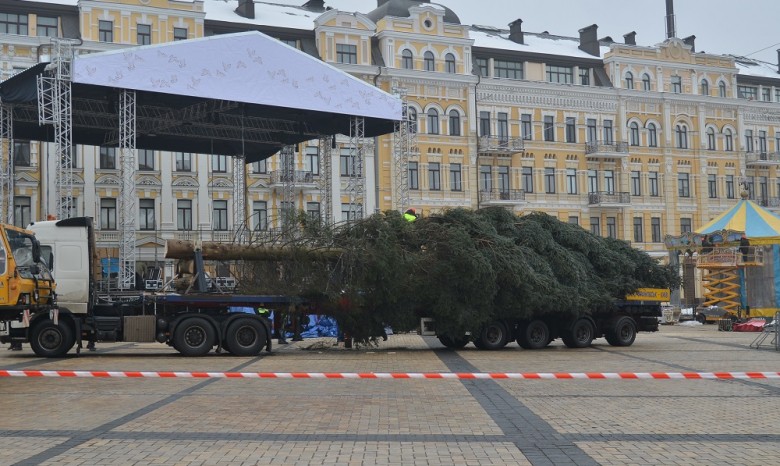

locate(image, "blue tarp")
[[101, 258, 119, 276]]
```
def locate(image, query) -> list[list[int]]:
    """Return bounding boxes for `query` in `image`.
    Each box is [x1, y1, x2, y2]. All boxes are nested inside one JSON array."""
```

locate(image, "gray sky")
[[272, 0, 780, 66]]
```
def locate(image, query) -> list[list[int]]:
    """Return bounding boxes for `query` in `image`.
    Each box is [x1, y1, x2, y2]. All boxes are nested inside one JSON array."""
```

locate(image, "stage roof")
[[0, 31, 401, 163]]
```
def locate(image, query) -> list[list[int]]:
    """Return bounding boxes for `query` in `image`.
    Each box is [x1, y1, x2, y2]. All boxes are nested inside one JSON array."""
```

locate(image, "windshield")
[[6, 229, 36, 267]]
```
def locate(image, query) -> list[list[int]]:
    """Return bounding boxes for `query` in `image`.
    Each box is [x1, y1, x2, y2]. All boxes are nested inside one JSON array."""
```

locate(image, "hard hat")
[[406, 208, 416, 215]]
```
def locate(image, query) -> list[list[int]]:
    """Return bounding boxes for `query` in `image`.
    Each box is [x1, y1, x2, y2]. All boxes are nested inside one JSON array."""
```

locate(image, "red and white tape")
[[1, 370, 779, 380]]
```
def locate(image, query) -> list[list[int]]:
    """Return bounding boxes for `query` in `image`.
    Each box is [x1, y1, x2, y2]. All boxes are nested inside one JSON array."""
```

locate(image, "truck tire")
[[437, 334, 469, 349], [173, 317, 216, 357], [29, 320, 75, 358], [474, 321, 509, 350], [696, 313, 707, 324], [561, 318, 595, 348], [605, 316, 637, 347], [224, 318, 267, 356], [517, 320, 550, 350]]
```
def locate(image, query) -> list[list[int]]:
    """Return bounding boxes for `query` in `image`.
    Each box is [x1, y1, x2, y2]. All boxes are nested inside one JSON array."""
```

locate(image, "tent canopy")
[[696, 198, 780, 245], [0, 31, 401, 163]]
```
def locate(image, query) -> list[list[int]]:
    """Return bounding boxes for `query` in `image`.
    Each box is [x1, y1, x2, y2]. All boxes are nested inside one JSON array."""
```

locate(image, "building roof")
[[366, 0, 460, 25]]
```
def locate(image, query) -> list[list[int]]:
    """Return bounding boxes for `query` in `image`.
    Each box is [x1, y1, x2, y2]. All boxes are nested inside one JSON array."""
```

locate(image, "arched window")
[[401, 49, 413, 69], [676, 124, 688, 149], [625, 71, 634, 89], [445, 53, 456, 73], [427, 108, 439, 134], [642, 73, 651, 91], [448, 110, 461, 136], [407, 107, 418, 133], [629, 122, 640, 146], [647, 123, 658, 147], [719, 81, 727, 97], [724, 128, 734, 151], [424, 51, 435, 71], [706, 127, 716, 150], [701, 79, 709, 96]]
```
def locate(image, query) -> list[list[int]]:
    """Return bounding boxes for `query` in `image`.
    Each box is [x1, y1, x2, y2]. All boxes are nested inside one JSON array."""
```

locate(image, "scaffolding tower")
[[344, 116, 365, 220], [280, 144, 296, 234], [0, 100, 13, 223], [118, 90, 137, 290], [318, 136, 333, 225], [392, 87, 414, 213], [232, 154, 247, 243]]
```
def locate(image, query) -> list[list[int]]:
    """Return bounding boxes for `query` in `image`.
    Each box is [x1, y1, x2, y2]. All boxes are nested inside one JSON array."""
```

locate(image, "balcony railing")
[[585, 141, 629, 158], [269, 170, 316, 185], [478, 136, 524, 156], [588, 191, 631, 206], [479, 189, 526, 204], [745, 151, 780, 166]]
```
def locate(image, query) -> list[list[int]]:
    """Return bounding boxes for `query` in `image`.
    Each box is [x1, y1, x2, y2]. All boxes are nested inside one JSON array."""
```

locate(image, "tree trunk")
[[164, 240, 342, 262]]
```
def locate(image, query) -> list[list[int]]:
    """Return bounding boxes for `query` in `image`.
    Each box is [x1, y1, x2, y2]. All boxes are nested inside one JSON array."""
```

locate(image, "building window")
[[521, 166, 533, 193], [424, 51, 435, 71], [606, 217, 617, 239], [409, 162, 419, 190], [0, 13, 28, 35], [586, 119, 597, 143], [647, 123, 658, 147], [625, 71, 634, 89], [497, 112, 508, 142], [341, 203, 362, 222], [680, 218, 692, 234], [304, 146, 319, 175], [177, 200, 193, 230], [633, 217, 644, 243], [776, 132, 780, 152], [494, 60, 523, 79], [401, 49, 413, 69], [407, 107, 418, 134], [544, 167, 556, 194], [565, 117, 576, 143], [724, 128, 734, 151], [649, 171, 659, 197], [251, 201, 267, 231], [212, 200, 228, 231], [429, 162, 441, 190], [445, 53, 456, 73], [340, 148, 357, 177], [13, 141, 31, 167], [479, 111, 490, 137], [306, 202, 321, 223], [604, 170, 615, 194], [13, 197, 31, 228], [651, 217, 661, 243], [280, 38, 298, 49], [137, 24, 151, 45], [252, 159, 267, 174], [99, 20, 113, 42], [476, 57, 489, 77], [521, 114, 532, 140], [738, 85, 758, 100], [719, 81, 727, 97], [745, 129, 754, 152], [629, 122, 640, 146], [173, 27, 187, 41], [726, 175, 735, 199], [479, 165, 492, 192], [566, 168, 577, 194], [543, 116, 554, 142], [449, 110, 461, 136], [498, 166, 510, 194], [678, 173, 690, 197], [579, 67, 590, 85], [175, 152, 191, 171], [642, 73, 651, 90], [706, 127, 716, 150], [212, 154, 228, 173], [336, 44, 357, 64], [100, 198, 117, 230], [631, 171, 641, 196], [590, 217, 600, 236], [671, 76, 682, 93], [701, 79, 709, 96], [450, 163, 462, 191], [138, 149, 155, 171], [427, 109, 439, 135], [99, 147, 116, 169], [37, 16, 58, 37], [603, 120, 613, 144], [588, 169, 598, 193], [708, 174, 717, 198], [568, 216, 579, 225], [676, 124, 688, 149], [139, 199, 155, 230], [547, 65, 573, 84], [759, 130, 767, 153]]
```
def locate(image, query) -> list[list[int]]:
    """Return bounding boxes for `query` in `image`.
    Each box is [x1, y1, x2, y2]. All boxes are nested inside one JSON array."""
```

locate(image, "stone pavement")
[[0, 324, 778, 465]]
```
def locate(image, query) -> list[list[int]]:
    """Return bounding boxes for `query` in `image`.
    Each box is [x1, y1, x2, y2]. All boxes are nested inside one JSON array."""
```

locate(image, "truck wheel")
[[474, 321, 509, 350], [438, 334, 469, 349], [29, 320, 75, 358], [696, 313, 707, 324], [517, 320, 550, 350], [561, 318, 595, 348], [605, 316, 637, 347], [173, 317, 216, 357], [224, 318, 267, 356]]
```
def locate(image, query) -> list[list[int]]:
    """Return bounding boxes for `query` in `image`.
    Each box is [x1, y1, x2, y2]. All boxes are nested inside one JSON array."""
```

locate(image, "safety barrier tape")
[[1, 370, 779, 380]]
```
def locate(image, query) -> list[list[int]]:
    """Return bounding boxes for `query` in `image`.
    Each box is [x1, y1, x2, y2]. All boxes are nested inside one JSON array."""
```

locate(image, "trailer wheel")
[[173, 317, 216, 357], [605, 316, 637, 347], [29, 320, 75, 358], [474, 321, 509, 350], [517, 320, 550, 350], [225, 318, 267, 356], [437, 334, 469, 349], [561, 318, 595, 348]]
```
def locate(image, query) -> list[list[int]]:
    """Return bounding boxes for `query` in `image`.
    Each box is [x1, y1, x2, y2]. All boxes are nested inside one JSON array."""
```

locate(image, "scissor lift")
[[697, 247, 763, 313]]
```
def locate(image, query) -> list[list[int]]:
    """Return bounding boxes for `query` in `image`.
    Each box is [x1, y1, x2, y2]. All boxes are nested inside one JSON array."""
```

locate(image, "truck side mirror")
[[32, 240, 42, 264]]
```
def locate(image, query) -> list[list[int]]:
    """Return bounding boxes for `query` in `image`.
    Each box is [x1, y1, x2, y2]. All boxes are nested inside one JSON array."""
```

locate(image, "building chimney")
[[683, 35, 696, 52], [665, 0, 676, 38], [235, 0, 255, 20], [578, 24, 600, 56], [508, 19, 524, 44], [303, 0, 326, 11], [599, 36, 614, 44], [623, 31, 636, 45]]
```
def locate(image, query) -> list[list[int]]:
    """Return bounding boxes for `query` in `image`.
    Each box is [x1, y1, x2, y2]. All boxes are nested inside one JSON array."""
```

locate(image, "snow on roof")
[[17, 0, 77, 5], [733, 58, 780, 79], [204, 0, 319, 30], [469, 28, 609, 59], [71, 31, 401, 121]]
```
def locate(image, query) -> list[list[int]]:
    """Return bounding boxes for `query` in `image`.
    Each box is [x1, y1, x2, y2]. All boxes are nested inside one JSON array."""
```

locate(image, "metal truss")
[[345, 116, 365, 221], [0, 100, 13, 223], [317, 136, 333, 225], [232, 154, 247, 243], [118, 90, 137, 290], [392, 88, 414, 213], [280, 145, 296, 234]]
